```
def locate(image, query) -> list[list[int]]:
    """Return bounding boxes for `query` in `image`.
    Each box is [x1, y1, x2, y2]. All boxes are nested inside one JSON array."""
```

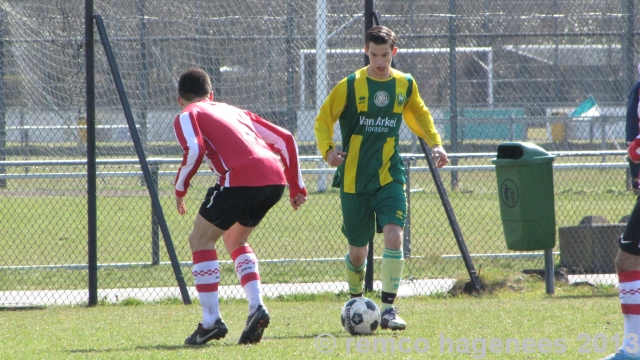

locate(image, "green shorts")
[[340, 181, 407, 247]]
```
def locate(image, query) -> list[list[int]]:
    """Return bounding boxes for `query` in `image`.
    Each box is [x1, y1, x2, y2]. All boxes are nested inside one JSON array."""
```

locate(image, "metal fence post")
[[0, 11, 5, 189], [137, 0, 149, 148], [403, 157, 412, 258], [544, 248, 555, 295], [150, 160, 160, 265], [448, 0, 459, 191], [86, 0, 98, 307]]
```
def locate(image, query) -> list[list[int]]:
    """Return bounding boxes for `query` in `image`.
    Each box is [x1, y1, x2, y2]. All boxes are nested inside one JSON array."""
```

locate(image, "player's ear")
[[177, 96, 185, 107], [392, 46, 398, 56], [209, 91, 214, 101]]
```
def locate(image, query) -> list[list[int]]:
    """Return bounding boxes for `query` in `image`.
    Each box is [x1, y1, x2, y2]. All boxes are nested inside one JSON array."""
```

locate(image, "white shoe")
[[380, 307, 406, 331]]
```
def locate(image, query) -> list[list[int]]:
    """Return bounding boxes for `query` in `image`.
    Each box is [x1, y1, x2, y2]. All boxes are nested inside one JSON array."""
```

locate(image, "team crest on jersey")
[[374, 91, 389, 107], [396, 92, 406, 107]]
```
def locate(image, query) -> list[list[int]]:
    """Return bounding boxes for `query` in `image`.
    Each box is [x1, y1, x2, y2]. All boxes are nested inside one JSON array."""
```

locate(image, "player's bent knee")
[[348, 247, 368, 266], [188, 231, 220, 252], [382, 224, 403, 249], [382, 233, 403, 250]]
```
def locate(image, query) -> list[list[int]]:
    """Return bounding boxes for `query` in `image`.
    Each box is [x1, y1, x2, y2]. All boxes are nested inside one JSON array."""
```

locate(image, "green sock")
[[381, 248, 404, 310], [345, 254, 366, 296]]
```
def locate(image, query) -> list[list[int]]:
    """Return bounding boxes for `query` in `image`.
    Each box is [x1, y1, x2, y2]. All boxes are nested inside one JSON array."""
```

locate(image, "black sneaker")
[[238, 304, 270, 345], [184, 319, 228, 345]]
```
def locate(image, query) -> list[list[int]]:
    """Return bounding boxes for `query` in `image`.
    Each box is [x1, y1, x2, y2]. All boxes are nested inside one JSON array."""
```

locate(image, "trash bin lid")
[[491, 142, 555, 165]]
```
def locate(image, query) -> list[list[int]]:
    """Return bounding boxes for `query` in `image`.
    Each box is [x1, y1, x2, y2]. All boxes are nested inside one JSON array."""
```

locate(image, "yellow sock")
[[345, 254, 366, 296], [381, 248, 404, 309]]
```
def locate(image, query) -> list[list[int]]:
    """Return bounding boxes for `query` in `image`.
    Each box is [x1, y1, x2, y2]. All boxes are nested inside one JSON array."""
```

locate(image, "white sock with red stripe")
[[619, 270, 640, 356], [192, 250, 221, 329], [231, 245, 264, 314]]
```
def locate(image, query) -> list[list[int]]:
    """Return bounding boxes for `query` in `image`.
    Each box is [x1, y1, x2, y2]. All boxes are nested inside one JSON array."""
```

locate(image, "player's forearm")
[[174, 144, 204, 197], [281, 151, 307, 198], [314, 122, 336, 160], [403, 111, 442, 147]]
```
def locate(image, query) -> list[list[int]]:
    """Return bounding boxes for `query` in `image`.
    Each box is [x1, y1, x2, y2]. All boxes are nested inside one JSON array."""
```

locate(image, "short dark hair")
[[365, 26, 397, 49], [178, 67, 212, 101]]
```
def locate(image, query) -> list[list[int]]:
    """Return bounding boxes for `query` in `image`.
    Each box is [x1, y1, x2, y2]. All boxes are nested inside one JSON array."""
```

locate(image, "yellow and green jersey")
[[314, 66, 442, 193]]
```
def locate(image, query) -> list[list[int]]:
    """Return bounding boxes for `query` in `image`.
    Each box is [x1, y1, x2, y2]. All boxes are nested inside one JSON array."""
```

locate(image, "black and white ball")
[[340, 297, 381, 335]]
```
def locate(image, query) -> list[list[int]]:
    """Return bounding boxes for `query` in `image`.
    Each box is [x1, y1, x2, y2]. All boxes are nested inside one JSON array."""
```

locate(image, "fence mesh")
[[0, 0, 638, 306]]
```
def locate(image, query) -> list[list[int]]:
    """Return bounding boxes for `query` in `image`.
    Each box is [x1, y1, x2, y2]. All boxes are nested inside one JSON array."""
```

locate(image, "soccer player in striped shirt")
[[314, 26, 448, 331], [173, 68, 307, 345]]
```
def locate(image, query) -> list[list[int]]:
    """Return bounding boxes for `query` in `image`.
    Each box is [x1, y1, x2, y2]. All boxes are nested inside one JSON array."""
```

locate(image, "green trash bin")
[[492, 142, 556, 251]]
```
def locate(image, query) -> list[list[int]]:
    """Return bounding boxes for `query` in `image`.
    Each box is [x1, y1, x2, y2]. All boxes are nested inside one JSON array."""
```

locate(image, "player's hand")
[[290, 188, 308, 210], [629, 138, 640, 164], [326, 149, 347, 167], [432, 145, 449, 168], [176, 196, 186, 215]]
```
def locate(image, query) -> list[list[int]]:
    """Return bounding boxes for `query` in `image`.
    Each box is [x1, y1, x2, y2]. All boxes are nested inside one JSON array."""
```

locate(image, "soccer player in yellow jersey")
[[314, 25, 448, 330]]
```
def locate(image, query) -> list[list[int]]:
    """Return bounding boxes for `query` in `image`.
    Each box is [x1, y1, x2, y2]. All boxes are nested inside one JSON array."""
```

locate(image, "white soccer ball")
[[340, 297, 381, 335]]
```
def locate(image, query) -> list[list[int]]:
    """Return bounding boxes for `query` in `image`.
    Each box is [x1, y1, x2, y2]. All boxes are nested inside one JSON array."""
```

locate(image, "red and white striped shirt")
[[173, 99, 306, 198]]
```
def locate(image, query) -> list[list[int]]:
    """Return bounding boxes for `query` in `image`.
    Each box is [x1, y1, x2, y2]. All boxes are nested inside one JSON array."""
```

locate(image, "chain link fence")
[[0, 0, 637, 306]]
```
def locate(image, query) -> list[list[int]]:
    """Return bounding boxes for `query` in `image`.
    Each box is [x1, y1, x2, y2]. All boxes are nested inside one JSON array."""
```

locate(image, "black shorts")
[[620, 194, 640, 255], [198, 184, 285, 230]]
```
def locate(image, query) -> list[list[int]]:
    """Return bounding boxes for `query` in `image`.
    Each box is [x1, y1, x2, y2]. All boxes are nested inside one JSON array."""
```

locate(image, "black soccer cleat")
[[184, 319, 228, 345], [238, 304, 270, 345]]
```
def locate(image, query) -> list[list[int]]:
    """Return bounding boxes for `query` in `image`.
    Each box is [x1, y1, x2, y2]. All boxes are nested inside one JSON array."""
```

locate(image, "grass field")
[[0, 274, 624, 360], [0, 153, 634, 293]]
